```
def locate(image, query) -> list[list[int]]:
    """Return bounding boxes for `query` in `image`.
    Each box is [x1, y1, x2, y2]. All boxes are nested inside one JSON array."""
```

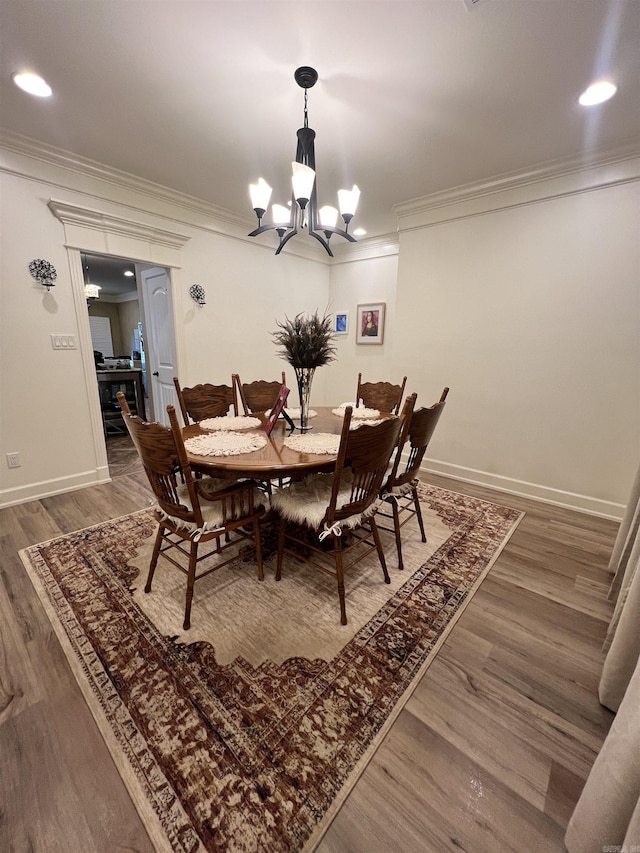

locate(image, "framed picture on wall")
[[356, 303, 385, 344], [333, 312, 349, 335]]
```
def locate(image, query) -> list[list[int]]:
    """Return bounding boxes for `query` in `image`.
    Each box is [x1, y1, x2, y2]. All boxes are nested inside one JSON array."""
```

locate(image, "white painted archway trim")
[[48, 199, 190, 482]]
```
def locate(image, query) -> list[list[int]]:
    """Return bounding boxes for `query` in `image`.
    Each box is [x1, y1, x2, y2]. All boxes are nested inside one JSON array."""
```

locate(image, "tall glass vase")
[[295, 367, 315, 431]]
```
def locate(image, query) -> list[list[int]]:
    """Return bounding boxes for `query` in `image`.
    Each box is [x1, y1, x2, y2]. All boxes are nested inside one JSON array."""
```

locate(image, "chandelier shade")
[[319, 205, 338, 228], [84, 283, 101, 301], [82, 253, 101, 304], [249, 178, 272, 216], [248, 67, 360, 257], [338, 186, 361, 221], [291, 162, 315, 208], [272, 204, 292, 227]]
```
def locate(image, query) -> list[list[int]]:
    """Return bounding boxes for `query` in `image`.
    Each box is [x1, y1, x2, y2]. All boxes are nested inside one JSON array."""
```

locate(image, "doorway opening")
[[81, 251, 176, 478]]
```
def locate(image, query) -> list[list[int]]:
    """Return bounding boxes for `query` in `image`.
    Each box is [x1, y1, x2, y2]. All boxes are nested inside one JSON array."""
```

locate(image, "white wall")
[[328, 253, 400, 404], [327, 164, 639, 517], [0, 147, 332, 506], [176, 229, 329, 398], [2, 139, 638, 518], [0, 171, 99, 499], [394, 177, 640, 515]]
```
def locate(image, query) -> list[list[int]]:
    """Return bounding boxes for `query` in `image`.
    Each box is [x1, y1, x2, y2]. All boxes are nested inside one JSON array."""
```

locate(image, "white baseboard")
[[423, 459, 625, 521], [0, 467, 111, 510], [1, 459, 626, 521]]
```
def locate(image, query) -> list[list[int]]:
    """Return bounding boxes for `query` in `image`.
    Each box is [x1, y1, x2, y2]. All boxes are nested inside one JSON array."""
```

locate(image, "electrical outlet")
[[51, 334, 77, 349], [6, 452, 21, 469]]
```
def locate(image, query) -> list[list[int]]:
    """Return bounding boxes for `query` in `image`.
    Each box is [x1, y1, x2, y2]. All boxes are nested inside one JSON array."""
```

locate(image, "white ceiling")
[[1, 0, 639, 240], [82, 252, 138, 296]]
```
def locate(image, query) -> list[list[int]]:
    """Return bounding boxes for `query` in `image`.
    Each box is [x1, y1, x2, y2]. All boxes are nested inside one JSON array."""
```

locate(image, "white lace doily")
[[184, 431, 267, 457], [332, 406, 381, 419], [286, 407, 318, 420], [350, 419, 384, 428], [283, 433, 340, 455], [265, 407, 317, 420], [199, 415, 261, 431]]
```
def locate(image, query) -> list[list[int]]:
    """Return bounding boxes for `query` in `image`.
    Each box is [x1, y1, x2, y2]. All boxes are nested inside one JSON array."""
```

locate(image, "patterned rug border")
[[19, 488, 524, 853], [19, 507, 180, 853]]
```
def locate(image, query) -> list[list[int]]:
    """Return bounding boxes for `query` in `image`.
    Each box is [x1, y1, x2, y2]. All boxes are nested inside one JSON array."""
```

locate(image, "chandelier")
[[248, 67, 360, 257], [82, 254, 101, 305]]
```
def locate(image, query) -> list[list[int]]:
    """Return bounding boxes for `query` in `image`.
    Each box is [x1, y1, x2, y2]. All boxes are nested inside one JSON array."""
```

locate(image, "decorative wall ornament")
[[29, 258, 57, 290], [189, 284, 206, 305]]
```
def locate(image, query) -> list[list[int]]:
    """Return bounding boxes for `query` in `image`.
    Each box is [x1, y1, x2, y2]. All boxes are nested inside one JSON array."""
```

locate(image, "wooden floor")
[[0, 449, 618, 853]]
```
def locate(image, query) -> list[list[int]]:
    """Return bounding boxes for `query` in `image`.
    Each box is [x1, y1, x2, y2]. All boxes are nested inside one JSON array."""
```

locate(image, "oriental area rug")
[[20, 483, 522, 853]]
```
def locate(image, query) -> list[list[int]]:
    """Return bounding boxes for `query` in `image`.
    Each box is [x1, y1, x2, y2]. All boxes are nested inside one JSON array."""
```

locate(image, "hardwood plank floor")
[[0, 459, 618, 852]]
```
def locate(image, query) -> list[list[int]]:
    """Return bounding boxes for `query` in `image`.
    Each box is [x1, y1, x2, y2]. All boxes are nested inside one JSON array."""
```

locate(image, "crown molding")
[[0, 128, 252, 230], [330, 232, 399, 264], [0, 128, 343, 264], [394, 138, 640, 230]]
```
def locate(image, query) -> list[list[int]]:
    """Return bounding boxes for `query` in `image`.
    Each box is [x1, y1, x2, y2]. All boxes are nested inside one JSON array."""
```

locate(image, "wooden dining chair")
[[356, 372, 407, 414], [116, 392, 266, 630], [235, 372, 286, 415], [173, 377, 238, 426], [378, 387, 449, 570], [270, 407, 404, 625]]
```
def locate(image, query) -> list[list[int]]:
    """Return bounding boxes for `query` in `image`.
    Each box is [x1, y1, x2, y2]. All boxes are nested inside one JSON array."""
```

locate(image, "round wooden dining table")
[[182, 406, 348, 481]]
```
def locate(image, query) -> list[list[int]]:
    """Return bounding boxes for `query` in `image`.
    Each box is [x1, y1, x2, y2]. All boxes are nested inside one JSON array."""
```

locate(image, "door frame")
[[49, 200, 189, 480]]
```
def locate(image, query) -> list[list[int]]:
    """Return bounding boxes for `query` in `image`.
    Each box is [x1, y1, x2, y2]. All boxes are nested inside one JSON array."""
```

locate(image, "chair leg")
[[412, 484, 427, 542], [253, 519, 264, 581], [145, 526, 164, 593], [333, 537, 348, 626], [369, 517, 391, 584], [183, 541, 198, 631], [390, 497, 405, 570], [275, 517, 287, 581]]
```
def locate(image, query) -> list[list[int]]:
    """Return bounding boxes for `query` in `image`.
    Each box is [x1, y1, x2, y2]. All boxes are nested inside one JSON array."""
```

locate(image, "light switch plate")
[[51, 334, 76, 349]]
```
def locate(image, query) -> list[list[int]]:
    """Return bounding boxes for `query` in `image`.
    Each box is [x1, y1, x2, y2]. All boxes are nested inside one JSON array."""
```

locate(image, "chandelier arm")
[[315, 224, 357, 243], [307, 228, 334, 257], [275, 228, 299, 255], [248, 222, 281, 238]]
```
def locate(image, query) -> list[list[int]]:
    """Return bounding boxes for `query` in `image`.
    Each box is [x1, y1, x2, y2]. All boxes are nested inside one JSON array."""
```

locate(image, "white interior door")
[[139, 266, 178, 425]]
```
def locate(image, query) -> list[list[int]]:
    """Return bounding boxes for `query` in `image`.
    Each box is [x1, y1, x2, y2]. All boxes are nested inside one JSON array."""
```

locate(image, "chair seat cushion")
[[158, 477, 265, 536], [271, 472, 381, 532], [385, 479, 417, 498]]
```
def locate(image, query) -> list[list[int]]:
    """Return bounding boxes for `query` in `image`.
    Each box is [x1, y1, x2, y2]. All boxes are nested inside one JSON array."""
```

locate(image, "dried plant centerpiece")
[[273, 311, 337, 430]]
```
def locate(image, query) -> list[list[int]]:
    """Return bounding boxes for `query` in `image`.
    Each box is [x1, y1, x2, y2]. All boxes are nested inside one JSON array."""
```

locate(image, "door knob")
[[152, 371, 159, 376]]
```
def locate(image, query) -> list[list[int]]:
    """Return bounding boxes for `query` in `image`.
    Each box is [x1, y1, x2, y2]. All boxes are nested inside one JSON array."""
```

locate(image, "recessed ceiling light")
[[578, 80, 617, 106], [124, 270, 134, 277], [353, 228, 367, 237], [12, 71, 52, 98]]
